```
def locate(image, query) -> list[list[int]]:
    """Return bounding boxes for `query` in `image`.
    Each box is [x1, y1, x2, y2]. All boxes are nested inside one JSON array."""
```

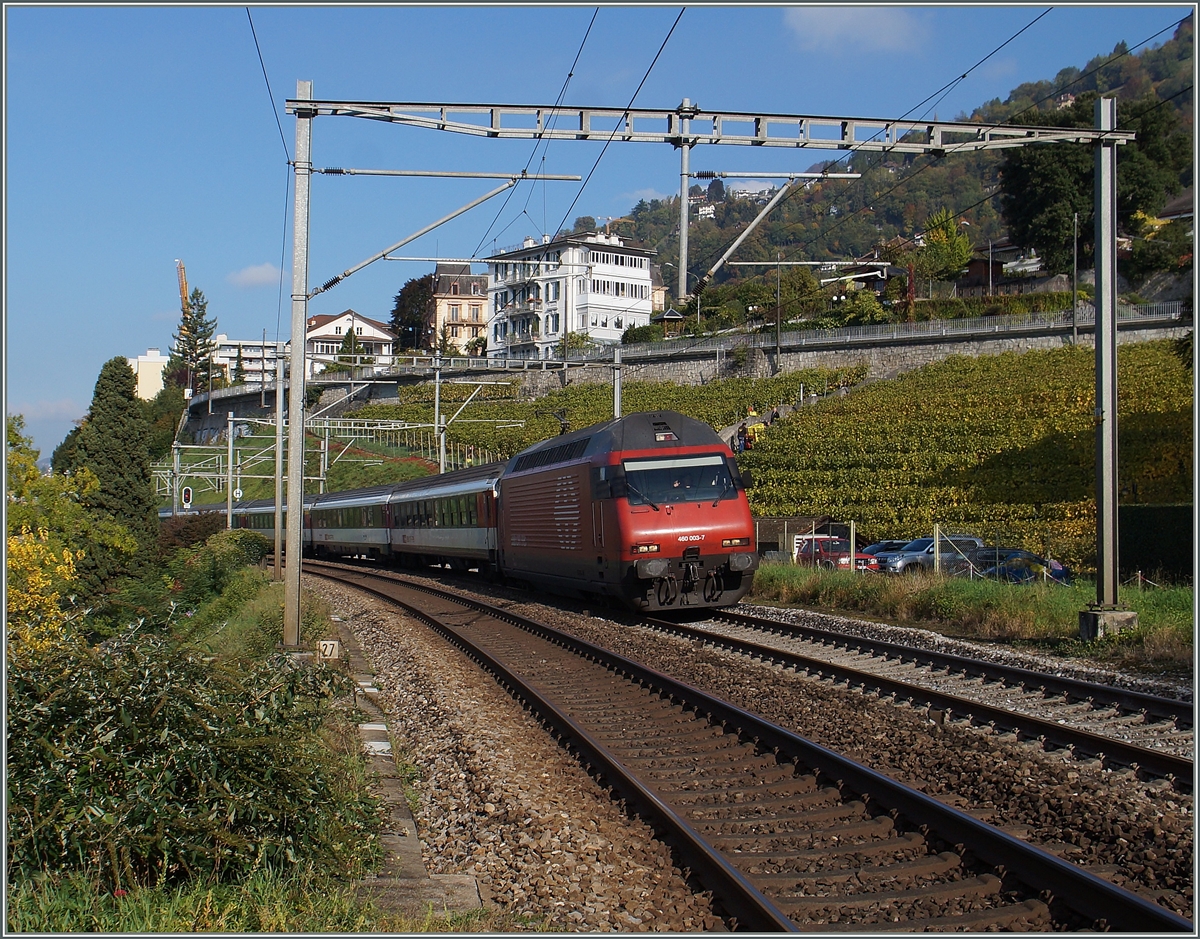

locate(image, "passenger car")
[[792, 535, 880, 571], [975, 550, 1072, 585], [862, 540, 910, 557], [883, 535, 985, 574]]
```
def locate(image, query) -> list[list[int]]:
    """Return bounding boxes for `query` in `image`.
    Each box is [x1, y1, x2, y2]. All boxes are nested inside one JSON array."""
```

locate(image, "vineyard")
[[352, 364, 868, 456], [738, 340, 1192, 571]]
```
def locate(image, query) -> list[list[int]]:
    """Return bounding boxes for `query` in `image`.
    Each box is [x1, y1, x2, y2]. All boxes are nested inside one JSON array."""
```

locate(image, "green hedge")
[[1119, 504, 1194, 582]]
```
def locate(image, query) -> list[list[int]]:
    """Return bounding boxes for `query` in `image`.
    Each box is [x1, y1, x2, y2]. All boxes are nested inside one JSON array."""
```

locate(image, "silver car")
[[884, 535, 985, 574]]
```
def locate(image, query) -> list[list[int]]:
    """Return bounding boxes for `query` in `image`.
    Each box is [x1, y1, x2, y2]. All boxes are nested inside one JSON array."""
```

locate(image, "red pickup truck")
[[792, 535, 880, 572]]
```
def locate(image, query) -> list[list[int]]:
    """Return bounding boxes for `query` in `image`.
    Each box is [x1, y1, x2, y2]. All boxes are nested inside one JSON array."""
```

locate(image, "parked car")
[[793, 535, 880, 572], [883, 535, 985, 575], [862, 539, 910, 557], [976, 550, 1073, 585]]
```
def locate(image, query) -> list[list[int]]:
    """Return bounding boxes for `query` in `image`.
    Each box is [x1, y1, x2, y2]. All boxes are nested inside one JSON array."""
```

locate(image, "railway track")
[[307, 560, 1193, 932], [633, 608, 1194, 787]]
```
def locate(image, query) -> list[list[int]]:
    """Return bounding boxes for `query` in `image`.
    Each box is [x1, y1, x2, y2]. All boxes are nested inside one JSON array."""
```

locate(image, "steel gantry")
[[283, 87, 1137, 647]]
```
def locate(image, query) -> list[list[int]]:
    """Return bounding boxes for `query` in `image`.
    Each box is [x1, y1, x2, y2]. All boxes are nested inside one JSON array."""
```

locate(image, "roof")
[[487, 230, 655, 261], [1159, 187, 1193, 221], [306, 309, 394, 334], [433, 264, 486, 295]]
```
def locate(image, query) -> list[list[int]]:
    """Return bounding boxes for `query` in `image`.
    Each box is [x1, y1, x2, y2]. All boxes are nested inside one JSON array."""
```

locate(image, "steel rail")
[[307, 563, 795, 931], [712, 608, 1193, 725], [642, 613, 1192, 784], [305, 561, 1194, 932]]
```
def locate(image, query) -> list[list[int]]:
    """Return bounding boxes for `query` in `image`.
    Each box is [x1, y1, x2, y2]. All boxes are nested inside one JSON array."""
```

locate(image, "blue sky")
[[5, 3, 1191, 456]]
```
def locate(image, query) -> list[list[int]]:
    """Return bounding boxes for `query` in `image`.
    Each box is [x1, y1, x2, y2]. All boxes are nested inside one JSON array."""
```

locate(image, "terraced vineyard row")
[[740, 341, 1192, 569], [354, 364, 867, 455]]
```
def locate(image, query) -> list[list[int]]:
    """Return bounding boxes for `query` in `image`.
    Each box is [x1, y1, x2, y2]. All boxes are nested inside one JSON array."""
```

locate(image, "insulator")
[[320, 276, 342, 292], [693, 170, 716, 179], [321, 167, 346, 174]]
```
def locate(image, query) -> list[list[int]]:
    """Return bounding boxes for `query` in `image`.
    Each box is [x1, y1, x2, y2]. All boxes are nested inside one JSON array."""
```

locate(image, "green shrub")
[[6, 634, 379, 890]]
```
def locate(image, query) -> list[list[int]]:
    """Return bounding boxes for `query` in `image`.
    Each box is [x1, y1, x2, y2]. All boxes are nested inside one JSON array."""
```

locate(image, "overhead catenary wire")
[[244, 7, 292, 351], [688, 7, 1056, 283], [472, 7, 600, 258], [553, 7, 685, 240], [245, 8, 291, 164], [693, 11, 1191, 289]]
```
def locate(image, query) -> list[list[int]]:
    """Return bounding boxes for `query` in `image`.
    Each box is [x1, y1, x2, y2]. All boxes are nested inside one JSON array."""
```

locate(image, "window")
[[450, 304, 461, 321], [470, 305, 481, 321], [334, 326, 342, 335], [471, 282, 481, 295], [451, 282, 459, 295], [355, 326, 362, 334], [450, 326, 460, 338]]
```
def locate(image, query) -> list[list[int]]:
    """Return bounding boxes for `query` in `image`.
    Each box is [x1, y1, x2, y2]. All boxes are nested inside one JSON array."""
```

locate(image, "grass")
[[6, 869, 534, 933], [750, 563, 1194, 673]]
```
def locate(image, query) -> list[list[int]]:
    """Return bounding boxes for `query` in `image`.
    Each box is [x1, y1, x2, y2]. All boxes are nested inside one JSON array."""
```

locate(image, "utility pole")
[[775, 250, 782, 361], [434, 353, 444, 473], [676, 98, 697, 304], [284, 79, 313, 650], [274, 347, 284, 583], [613, 346, 622, 418], [172, 442, 181, 518], [226, 411, 235, 528], [1072, 213, 1079, 344], [1083, 96, 1134, 637]]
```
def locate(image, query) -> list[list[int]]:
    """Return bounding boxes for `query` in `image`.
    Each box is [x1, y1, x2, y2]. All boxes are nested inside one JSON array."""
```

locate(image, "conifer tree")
[[68, 359, 158, 583], [165, 287, 218, 393]]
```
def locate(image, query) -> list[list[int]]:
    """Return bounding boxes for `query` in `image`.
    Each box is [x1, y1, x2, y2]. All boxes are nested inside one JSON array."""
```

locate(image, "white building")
[[127, 348, 170, 400], [304, 309, 396, 377], [211, 335, 284, 387], [486, 231, 655, 360]]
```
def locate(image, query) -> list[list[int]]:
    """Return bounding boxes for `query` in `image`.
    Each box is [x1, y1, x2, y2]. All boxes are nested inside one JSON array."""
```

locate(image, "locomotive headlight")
[[631, 543, 660, 554], [728, 552, 755, 572], [636, 557, 670, 579], [722, 537, 750, 547]]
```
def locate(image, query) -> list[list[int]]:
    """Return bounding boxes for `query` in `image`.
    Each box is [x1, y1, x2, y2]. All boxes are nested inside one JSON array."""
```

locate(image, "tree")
[[324, 328, 375, 372], [997, 91, 1192, 274], [436, 325, 459, 356], [707, 179, 725, 203], [165, 287, 218, 393], [142, 384, 187, 462], [390, 274, 434, 350], [233, 345, 246, 384], [915, 207, 972, 281], [464, 335, 487, 356], [572, 216, 597, 233], [8, 415, 137, 620], [58, 359, 158, 590]]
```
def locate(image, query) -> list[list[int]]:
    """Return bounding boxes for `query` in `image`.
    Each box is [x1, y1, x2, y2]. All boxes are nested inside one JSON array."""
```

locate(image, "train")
[[162, 410, 759, 611]]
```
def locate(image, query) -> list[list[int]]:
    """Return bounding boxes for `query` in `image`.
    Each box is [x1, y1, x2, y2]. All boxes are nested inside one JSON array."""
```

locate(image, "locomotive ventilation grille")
[[513, 437, 591, 473]]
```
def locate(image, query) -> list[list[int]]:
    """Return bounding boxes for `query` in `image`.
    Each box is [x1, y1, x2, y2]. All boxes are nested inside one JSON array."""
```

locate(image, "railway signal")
[[181, 486, 192, 508]]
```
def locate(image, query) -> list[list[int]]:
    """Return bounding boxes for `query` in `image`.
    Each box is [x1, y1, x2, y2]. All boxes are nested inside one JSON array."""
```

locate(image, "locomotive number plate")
[[677, 534, 706, 542]]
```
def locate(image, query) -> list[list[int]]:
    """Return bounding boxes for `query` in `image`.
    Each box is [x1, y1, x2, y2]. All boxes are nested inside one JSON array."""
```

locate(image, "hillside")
[[615, 18, 1193, 294], [738, 339, 1192, 569], [347, 339, 1191, 573]]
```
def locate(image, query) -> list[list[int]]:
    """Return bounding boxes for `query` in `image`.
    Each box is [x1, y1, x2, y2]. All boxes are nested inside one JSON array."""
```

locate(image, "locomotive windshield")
[[621, 454, 738, 506]]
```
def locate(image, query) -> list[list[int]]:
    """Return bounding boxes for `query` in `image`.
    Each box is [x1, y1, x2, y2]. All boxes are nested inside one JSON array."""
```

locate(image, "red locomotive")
[[202, 411, 758, 611]]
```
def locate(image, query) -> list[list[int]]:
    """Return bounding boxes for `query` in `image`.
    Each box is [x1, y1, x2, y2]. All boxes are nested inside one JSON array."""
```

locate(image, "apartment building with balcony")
[[486, 231, 654, 360], [424, 263, 488, 353]]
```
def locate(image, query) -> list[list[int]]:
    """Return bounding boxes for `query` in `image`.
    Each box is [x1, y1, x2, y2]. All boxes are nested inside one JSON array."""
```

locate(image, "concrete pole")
[[172, 442, 180, 518], [1072, 213, 1079, 344], [613, 346, 622, 418], [677, 98, 693, 303], [1093, 97, 1120, 610], [435, 354, 444, 473], [274, 347, 284, 583], [226, 411, 235, 528], [284, 79, 313, 648]]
